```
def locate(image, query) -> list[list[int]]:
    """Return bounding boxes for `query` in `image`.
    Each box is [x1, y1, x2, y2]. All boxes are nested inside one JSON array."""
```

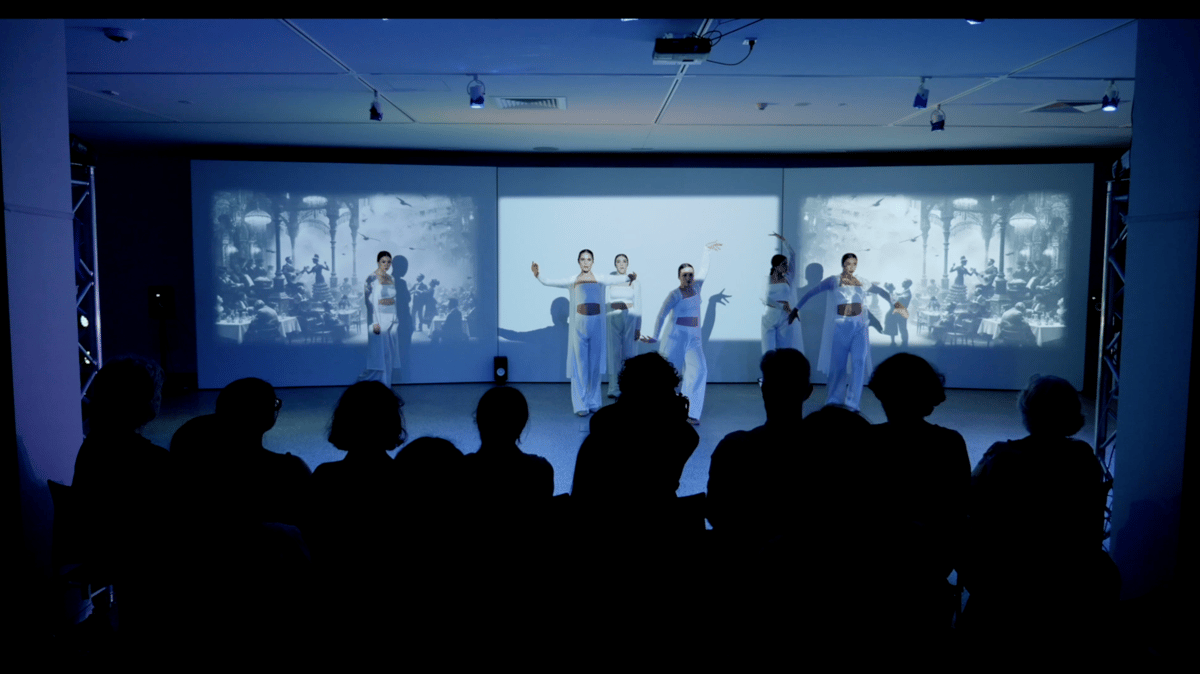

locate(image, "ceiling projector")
[[652, 35, 711, 65]]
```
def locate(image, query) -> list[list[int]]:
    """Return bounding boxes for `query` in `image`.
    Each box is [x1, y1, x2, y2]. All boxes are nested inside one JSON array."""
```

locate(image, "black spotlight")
[[369, 92, 383, 121], [1101, 81, 1120, 112], [494, 356, 508, 383], [913, 77, 929, 109], [930, 104, 946, 132]]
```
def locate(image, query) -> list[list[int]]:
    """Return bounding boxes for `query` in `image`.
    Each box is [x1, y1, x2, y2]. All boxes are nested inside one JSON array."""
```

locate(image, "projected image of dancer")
[[793, 253, 908, 411], [643, 241, 722, 425], [532, 250, 637, 416], [361, 251, 409, 388], [304, 254, 333, 303], [762, 233, 804, 355], [606, 254, 642, 399]]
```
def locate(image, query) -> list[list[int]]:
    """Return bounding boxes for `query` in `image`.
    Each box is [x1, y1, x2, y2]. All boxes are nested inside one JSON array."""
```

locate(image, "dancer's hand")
[[769, 233, 785, 242], [710, 288, 731, 305], [373, 323, 381, 335], [778, 300, 791, 313], [531, 262, 539, 277], [628, 272, 637, 282], [707, 241, 723, 251], [639, 335, 657, 343], [788, 308, 800, 324]]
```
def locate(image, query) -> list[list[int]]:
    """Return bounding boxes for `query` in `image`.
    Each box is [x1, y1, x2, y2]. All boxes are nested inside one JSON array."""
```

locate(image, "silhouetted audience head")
[[760, 348, 812, 419], [216, 378, 280, 439], [617, 353, 685, 412], [804, 404, 868, 440], [395, 436, 464, 498], [868, 353, 947, 419], [475, 386, 529, 445], [1018, 375, 1084, 437], [87, 356, 164, 432], [328, 381, 406, 451]]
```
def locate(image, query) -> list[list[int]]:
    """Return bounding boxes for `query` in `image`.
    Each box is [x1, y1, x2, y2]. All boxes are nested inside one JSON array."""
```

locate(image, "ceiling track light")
[[468, 76, 486, 109], [913, 77, 930, 109], [1101, 80, 1120, 112], [369, 91, 383, 121], [930, 104, 946, 131]]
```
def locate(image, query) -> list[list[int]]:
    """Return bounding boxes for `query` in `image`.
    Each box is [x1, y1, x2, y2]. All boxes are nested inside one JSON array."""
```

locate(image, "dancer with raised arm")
[[606, 253, 642, 399], [533, 250, 636, 416], [643, 241, 722, 425], [361, 251, 408, 388], [762, 232, 804, 355], [791, 252, 908, 411]]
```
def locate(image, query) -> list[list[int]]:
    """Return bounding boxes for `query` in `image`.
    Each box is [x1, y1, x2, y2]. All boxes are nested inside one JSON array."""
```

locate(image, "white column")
[[1110, 19, 1200, 599]]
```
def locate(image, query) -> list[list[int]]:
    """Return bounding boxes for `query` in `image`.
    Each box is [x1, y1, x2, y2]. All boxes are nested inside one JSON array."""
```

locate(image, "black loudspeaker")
[[494, 356, 508, 383], [149, 285, 176, 320]]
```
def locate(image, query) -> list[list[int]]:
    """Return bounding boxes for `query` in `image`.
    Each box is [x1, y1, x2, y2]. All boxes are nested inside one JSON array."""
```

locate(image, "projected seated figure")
[[246, 299, 281, 342], [642, 241, 722, 425], [996, 302, 1036, 346], [792, 252, 908, 411], [762, 233, 804, 356], [431, 297, 466, 343], [605, 253, 642, 399], [931, 303, 958, 346], [361, 251, 410, 387], [533, 249, 637, 416]]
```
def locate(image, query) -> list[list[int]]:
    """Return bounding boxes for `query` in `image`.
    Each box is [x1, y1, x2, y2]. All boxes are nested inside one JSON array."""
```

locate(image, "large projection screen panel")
[[783, 164, 1092, 391], [499, 168, 783, 384], [192, 161, 498, 388]]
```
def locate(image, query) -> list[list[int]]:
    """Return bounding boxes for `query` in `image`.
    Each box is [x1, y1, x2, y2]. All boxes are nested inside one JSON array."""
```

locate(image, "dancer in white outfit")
[[532, 250, 636, 416], [644, 241, 722, 425], [361, 251, 405, 388], [794, 253, 908, 411], [606, 254, 642, 398], [762, 233, 805, 355]]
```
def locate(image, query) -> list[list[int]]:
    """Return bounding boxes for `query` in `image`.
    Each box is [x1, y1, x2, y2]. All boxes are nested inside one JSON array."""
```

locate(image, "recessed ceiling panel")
[[295, 18, 703, 75], [66, 19, 342, 74]]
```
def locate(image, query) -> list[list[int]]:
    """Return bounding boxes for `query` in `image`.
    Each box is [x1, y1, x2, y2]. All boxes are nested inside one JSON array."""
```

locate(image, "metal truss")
[[1095, 178, 1127, 548], [73, 162, 101, 425]]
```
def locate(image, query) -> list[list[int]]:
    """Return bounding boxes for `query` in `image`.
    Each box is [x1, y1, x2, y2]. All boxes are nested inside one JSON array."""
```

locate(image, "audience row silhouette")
[[64, 350, 1115, 663]]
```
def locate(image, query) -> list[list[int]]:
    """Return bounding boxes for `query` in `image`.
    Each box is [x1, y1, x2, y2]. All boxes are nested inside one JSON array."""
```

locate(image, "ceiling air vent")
[[492, 97, 567, 110], [1021, 101, 1103, 114]]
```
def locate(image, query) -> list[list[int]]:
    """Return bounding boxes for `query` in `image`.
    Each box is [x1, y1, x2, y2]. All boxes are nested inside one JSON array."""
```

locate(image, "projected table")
[[978, 318, 1064, 347], [977, 318, 1001, 340], [336, 309, 361, 335], [217, 316, 301, 344], [1028, 321, 1065, 347]]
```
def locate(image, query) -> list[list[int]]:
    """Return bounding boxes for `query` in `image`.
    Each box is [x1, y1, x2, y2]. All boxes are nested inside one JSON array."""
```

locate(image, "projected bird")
[[396, 197, 413, 207], [872, 198, 884, 207], [897, 236, 920, 244], [361, 234, 377, 241]]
